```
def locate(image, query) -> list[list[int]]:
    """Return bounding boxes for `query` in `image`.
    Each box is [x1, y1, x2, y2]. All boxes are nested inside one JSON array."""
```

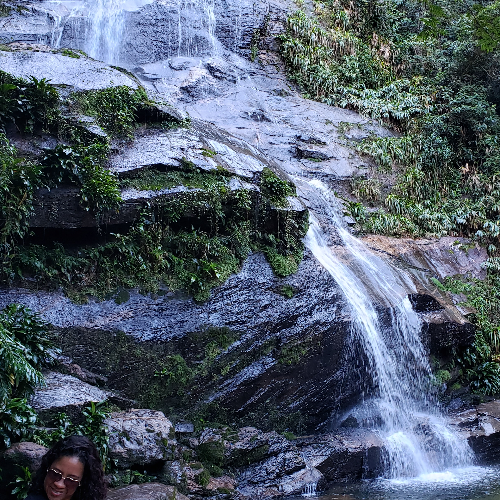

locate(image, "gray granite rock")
[[0, 48, 138, 91], [105, 409, 175, 468], [30, 371, 111, 423]]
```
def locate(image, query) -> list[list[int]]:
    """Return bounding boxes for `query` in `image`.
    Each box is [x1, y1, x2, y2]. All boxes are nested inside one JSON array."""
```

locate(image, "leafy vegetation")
[[0, 304, 57, 448], [0, 71, 122, 233], [72, 86, 150, 137], [0, 66, 306, 302], [279, 2, 500, 244], [41, 143, 121, 213], [280, 0, 500, 393], [260, 167, 295, 207], [434, 269, 500, 395], [32, 402, 110, 469], [120, 162, 232, 192], [4, 160, 306, 302], [0, 71, 60, 134], [0, 135, 41, 255]]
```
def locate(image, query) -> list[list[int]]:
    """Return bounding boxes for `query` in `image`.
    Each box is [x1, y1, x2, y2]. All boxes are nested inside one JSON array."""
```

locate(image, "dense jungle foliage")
[[280, 0, 500, 393]]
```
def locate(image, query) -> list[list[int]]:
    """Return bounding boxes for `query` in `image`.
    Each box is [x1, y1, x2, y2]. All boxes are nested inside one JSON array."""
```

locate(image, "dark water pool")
[[290, 467, 500, 500]]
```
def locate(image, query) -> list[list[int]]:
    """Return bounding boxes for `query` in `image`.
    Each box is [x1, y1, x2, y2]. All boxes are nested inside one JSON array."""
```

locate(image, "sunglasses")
[[46, 469, 81, 492]]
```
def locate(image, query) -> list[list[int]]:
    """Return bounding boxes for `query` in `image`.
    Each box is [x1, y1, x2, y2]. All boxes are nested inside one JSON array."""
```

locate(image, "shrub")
[[0, 304, 57, 448], [72, 86, 149, 137]]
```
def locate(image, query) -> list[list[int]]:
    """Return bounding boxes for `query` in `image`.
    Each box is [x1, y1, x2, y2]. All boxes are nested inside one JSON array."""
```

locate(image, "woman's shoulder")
[[25, 493, 47, 500]]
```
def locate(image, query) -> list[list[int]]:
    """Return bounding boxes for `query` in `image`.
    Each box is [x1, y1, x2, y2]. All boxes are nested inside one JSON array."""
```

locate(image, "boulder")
[[0, 442, 48, 492], [452, 400, 500, 464], [30, 371, 111, 424], [224, 427, 291, 466], [163, 460, 237, 498], [105, 409, 175, 468], [107, 483, 188, 500], [299, 430, 385, 482]]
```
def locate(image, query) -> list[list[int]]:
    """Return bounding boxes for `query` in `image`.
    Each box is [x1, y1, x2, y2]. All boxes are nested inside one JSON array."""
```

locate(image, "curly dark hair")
[[29, 435, 106, 500]]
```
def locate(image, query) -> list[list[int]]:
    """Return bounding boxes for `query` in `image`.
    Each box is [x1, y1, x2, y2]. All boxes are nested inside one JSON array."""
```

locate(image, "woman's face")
[[44, 455, 84, 500]]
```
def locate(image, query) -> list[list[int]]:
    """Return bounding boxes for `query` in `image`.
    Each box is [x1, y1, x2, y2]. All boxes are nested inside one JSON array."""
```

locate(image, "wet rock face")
[[0, 49, 138, 91], [1, 0, 287, 64], [453, 400, 500, 465], [0, 251, 364, 432]]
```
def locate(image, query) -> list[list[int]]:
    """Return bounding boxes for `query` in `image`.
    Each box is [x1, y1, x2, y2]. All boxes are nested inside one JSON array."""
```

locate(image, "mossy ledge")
[[0, 48, 308, 302]]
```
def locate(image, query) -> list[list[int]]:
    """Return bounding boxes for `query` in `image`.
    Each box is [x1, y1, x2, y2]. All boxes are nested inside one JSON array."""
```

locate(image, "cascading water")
[[173, 0, 218, 57], [43, 0, 156, 63], [303, 179, 473, 478], [85, 0, 126, 64]]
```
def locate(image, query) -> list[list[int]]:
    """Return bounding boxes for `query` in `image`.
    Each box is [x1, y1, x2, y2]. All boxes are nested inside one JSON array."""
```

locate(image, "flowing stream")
[[302, 180, 473, 478]]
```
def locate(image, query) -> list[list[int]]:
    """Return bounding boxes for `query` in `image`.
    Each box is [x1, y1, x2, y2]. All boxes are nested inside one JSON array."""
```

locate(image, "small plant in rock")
[[0, 304, 57, 448], [59, 49, 80, 59], [72, 86, 149, 137], [32, 402, 111, 469], [195, 469, 211, 487], [0, 398, 37, 448], [41, 143, 121, 213], [0, 135, 42, 251], [0, 71, 60, 133], [351, 177, 381, 202], [260, 168, 294, 207], [278, 284, 296, 298], [0, 304, 56, 405]]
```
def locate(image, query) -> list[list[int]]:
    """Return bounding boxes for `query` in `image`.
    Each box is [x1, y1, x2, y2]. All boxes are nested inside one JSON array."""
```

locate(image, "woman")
[[26, 435, 106, 500]]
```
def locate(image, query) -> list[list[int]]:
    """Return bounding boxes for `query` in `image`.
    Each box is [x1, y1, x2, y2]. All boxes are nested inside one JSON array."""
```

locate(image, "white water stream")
[[45, 0, 219, 62], [303, 180, 473, 478], [172, 0, 219, 57]]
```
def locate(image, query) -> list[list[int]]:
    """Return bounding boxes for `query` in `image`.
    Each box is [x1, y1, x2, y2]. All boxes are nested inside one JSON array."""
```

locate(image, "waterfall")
[[173, 0, 218, 57], [85, 0, 126, 64], [303, 180, 473, 478]]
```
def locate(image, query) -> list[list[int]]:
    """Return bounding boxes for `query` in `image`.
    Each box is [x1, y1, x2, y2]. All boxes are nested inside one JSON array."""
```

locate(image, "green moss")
[[434, 369, 451, 384], [264, 248, 302, 277], [278, 284, 296, 298], [120, 163, 231, 192], [197, 440, 225, 467], [59, 49, 80, 59], [278, 342, 308, 365], [0, 3, 11, 16], [201, 148, 217, 157]]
